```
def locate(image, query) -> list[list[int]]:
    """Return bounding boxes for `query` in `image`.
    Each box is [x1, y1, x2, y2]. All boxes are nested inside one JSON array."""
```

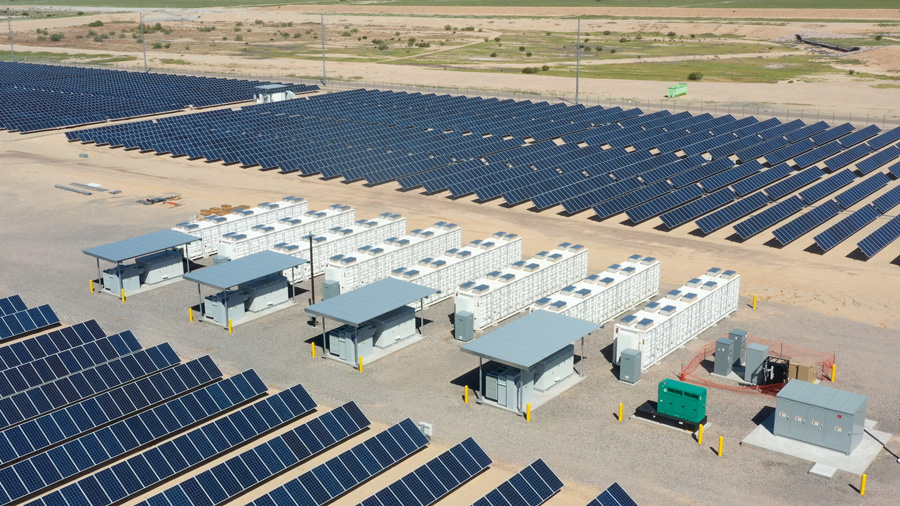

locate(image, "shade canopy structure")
[[83, 230, 198, 263], [461, 310, 600, 370], [255, 84, 288, 90], [184, 250, 306, 290], [306, 278, 437, 327]]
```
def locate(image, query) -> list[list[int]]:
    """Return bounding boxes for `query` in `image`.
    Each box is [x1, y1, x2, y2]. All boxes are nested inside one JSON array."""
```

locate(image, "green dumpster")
[[667, 83, 688, 98]]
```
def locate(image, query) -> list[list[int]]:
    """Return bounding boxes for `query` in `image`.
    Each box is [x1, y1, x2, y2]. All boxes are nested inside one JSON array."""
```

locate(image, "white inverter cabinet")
[[613, 268, 740, 371], [390, 232, 523, 307], [274, 213, 406, 281], [174, 197, 308, 259], [454, 242, 589, 332], [216, 205, 355, 261], [530, 254, 660, 325], [324, 221, 462, 295]]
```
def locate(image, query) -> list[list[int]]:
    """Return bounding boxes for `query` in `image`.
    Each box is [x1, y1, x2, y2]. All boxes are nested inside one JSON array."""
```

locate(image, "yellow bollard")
[[465, 386, 469, 404], [359, 356, 363, 373], [526, 403, 531, 422], [618, 403, 623, 422], [831, 363, 836, 383], [228, 319, 233, 334], [189, 308, 193, 322], [718, 436, 724, 457], [698, 424, 704, 445], [311, 342, 316, 358], [860, 474, 867, 496], [90, 280, 94, 293], [121, 289, 126, 303], [752, 294, 757, 309]]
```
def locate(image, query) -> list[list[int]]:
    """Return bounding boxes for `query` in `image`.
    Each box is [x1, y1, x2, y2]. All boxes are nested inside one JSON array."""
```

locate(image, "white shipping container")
[[613, 268, 740, 371], [530, 254, 660, 324], [324, 221, 463, 293], [390, 232, 523, 307], [274, 213, 407, 281], [174, 197, 308, 259], [217, 205, 355, 260], [454, 243, 589, 331]]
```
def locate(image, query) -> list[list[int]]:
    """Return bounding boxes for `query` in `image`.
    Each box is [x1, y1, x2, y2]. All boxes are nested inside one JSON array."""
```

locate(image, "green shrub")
[[688, 71, 703, 81], [603, 30, 611, 35], [519, 46, 525, 51], [619, 37, 628, 43], [152, 42, 163, 49], [445, 25, 452, 30], [88, 20, 103, 27], [526, 51, 532, 56], [49, 33, 64, 41], [541, 65, 550, 71], [521, 67, 540, 74], [490, 52, 497, 57], [667, 31, 676, 37]]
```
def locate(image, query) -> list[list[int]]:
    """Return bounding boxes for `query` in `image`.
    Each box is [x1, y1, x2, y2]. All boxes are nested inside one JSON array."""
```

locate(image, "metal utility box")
[[102, 264, 142, 295], [485, 364, 510, 403], [328, 325, 376, 364], [204, 290, 247, 325], [714, 338, 736, 377], [241, 275, 289, 313], [135, 250, 184, 285], [485, 365, 534, 412], [619, 348, 641, 384], [729, 329, 748, 366], [657, 379, 707, 425], [667, 83, 688, 98], [455, 311, 475, 342], [371, 306, 416, 348], [774, 380, 867, 455], [744, 343, 769, 385], [322, 280, 341, 300], [533, 345, 574, 392]]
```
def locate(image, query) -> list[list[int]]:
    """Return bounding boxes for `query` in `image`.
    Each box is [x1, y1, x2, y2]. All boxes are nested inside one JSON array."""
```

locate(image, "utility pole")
[[575, 17, 581, 105], [6, 9, 14, 63], [320, 14, 327, 86], [139, 12, 148, 72]]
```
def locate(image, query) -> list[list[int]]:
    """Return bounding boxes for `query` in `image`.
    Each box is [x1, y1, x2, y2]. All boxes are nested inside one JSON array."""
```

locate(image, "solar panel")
[[356, 437, 492, 506], [626, 185, 704, 224], [247, 418, 426, 506], [867, 125, 900, 150], [0, 295, 27, 316], [587, 482, 639, 506], [0, 305, 59, 343], [765, 168, 823, 201], [814, 205, 881, 252], [834, 172, 890, 209], [732, 164, 793, 196], [699, 161, 762, 192], [660, 188, 736, 229], [39, 383, 318, 506], [772, 200, 841, 246], [797, 169, 855, 204], [822, 143, 871, 172], [469, 459, 564, 506], [734, 196, 804, 240], [695, 192, 769, 235], [856, 145, 900, 175], [0, 370, 267, 503], [857, 215, 900, 259], [0, 320, 104, 373], [872, 185, 900, 213]]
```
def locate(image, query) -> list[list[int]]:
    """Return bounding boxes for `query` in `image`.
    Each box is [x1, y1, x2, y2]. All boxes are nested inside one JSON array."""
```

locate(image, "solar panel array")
[[857, 215, 900, 258], [814, 205, 881, 252], [470, 459, 564, 506], [0, 62, 318, 133], [587, 482, 639, 506], [0, 296, 26, 317], [0, 306, 59, 343], [0, 319, 104, 373], [358, 437, 492, 506]]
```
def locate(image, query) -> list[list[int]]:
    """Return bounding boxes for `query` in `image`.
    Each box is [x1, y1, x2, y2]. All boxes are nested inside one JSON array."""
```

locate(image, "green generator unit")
[[667, 83, 688, 98], [657, 379, 707, 425]]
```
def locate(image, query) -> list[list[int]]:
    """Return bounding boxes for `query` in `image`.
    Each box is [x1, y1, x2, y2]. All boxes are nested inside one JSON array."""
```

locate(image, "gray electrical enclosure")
[[744, 343, 769, 385], [455, 311, 475, 342], [103, 264, 142, 294], [619, 348, 641, 384], [136, 249, 184, 285], [322, 280, 341, 300], [241, 275, 289, 312], [714, 338, 735, 377], [204, 289, 247, 326], [774, 380, 867, 455], [729, 329, 748, 366]]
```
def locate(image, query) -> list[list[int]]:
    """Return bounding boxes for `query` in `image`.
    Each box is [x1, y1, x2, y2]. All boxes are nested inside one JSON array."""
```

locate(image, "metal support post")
[[419, 299, 425, 337], [354, 325, 359, 368], [580, 336, 585, 377], [224, 290, 229, 330], [96, 258, 102, 290], [197, 284, 204, 319], [117, 261, 124, 299], [477, 357, 483, 404], [308, 235, 315, 304], [323, 318, 329, 357]]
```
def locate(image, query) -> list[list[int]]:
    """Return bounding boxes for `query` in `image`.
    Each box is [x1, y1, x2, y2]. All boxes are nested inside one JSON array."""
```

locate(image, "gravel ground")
[[1, 162, 898, 505]]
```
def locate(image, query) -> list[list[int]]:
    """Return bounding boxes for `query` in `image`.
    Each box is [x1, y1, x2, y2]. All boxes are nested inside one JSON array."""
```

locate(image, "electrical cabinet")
[[774, 380, 867, 455], [657, 379, 707, 424], [328, 325, 376, 364], [744, 343, 769, 385], [714, 338, 736, 377], [371, 306, 416, 348], [454, 311, 475, 342], [729, 329, 748, 366], [204, 290, 247, 326], [240, 275, 289, 312], [619, 348, 641, 384], [322, 280, 341, 300], [102, 264, 142, 295], [135, 249, 184, 285], [533, 345, 574, 391]]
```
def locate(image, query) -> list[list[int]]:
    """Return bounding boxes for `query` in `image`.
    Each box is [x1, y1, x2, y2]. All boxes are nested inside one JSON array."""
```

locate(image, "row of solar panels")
[[0, 296, 638, 506], [0, 62, 318, 133]]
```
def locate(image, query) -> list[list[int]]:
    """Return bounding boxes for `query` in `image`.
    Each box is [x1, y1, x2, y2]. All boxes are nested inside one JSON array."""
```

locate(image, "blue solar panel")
[[811, 123, 854, 145], [793, 141, 842, 169], [772, 200, 841, 246], [856, 145, 900, 175], [867, 125, 900, 150], [814, 205, 881, 252], [732, 164, 793, 196], [872, 185, 900, 213], [247, 418, 425, 506], [822, 143, 872, 172], [660, 189, 736, 229], [626, 185, 704, 224], [734, 196, 804, 240], [699, 161, 762, 192], [765, 168, 823, 201], [0, 319, 104, 373], [835, 172, 890, 209], [0, 296, 27, 317], [696, 192, 769, 234], [798, 169, 855, 204], [857, 215, 900, 259], [0, 306, 59, 343], [587, 482, 639, 506], [469, 459, 563, 506]]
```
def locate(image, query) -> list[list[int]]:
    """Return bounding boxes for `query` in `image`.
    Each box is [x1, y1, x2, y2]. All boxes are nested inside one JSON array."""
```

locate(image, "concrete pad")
[[199, 299, 298, 328], [809, 463, 837, 478], [326, 332, 427, 368], [629, 414, 704, 435], [741, 414, 892, 476], [478, 373, 585, 415]]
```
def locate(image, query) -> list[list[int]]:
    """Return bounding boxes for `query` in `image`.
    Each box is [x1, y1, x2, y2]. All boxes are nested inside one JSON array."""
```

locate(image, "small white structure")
[[254, 84, 295, 104]]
